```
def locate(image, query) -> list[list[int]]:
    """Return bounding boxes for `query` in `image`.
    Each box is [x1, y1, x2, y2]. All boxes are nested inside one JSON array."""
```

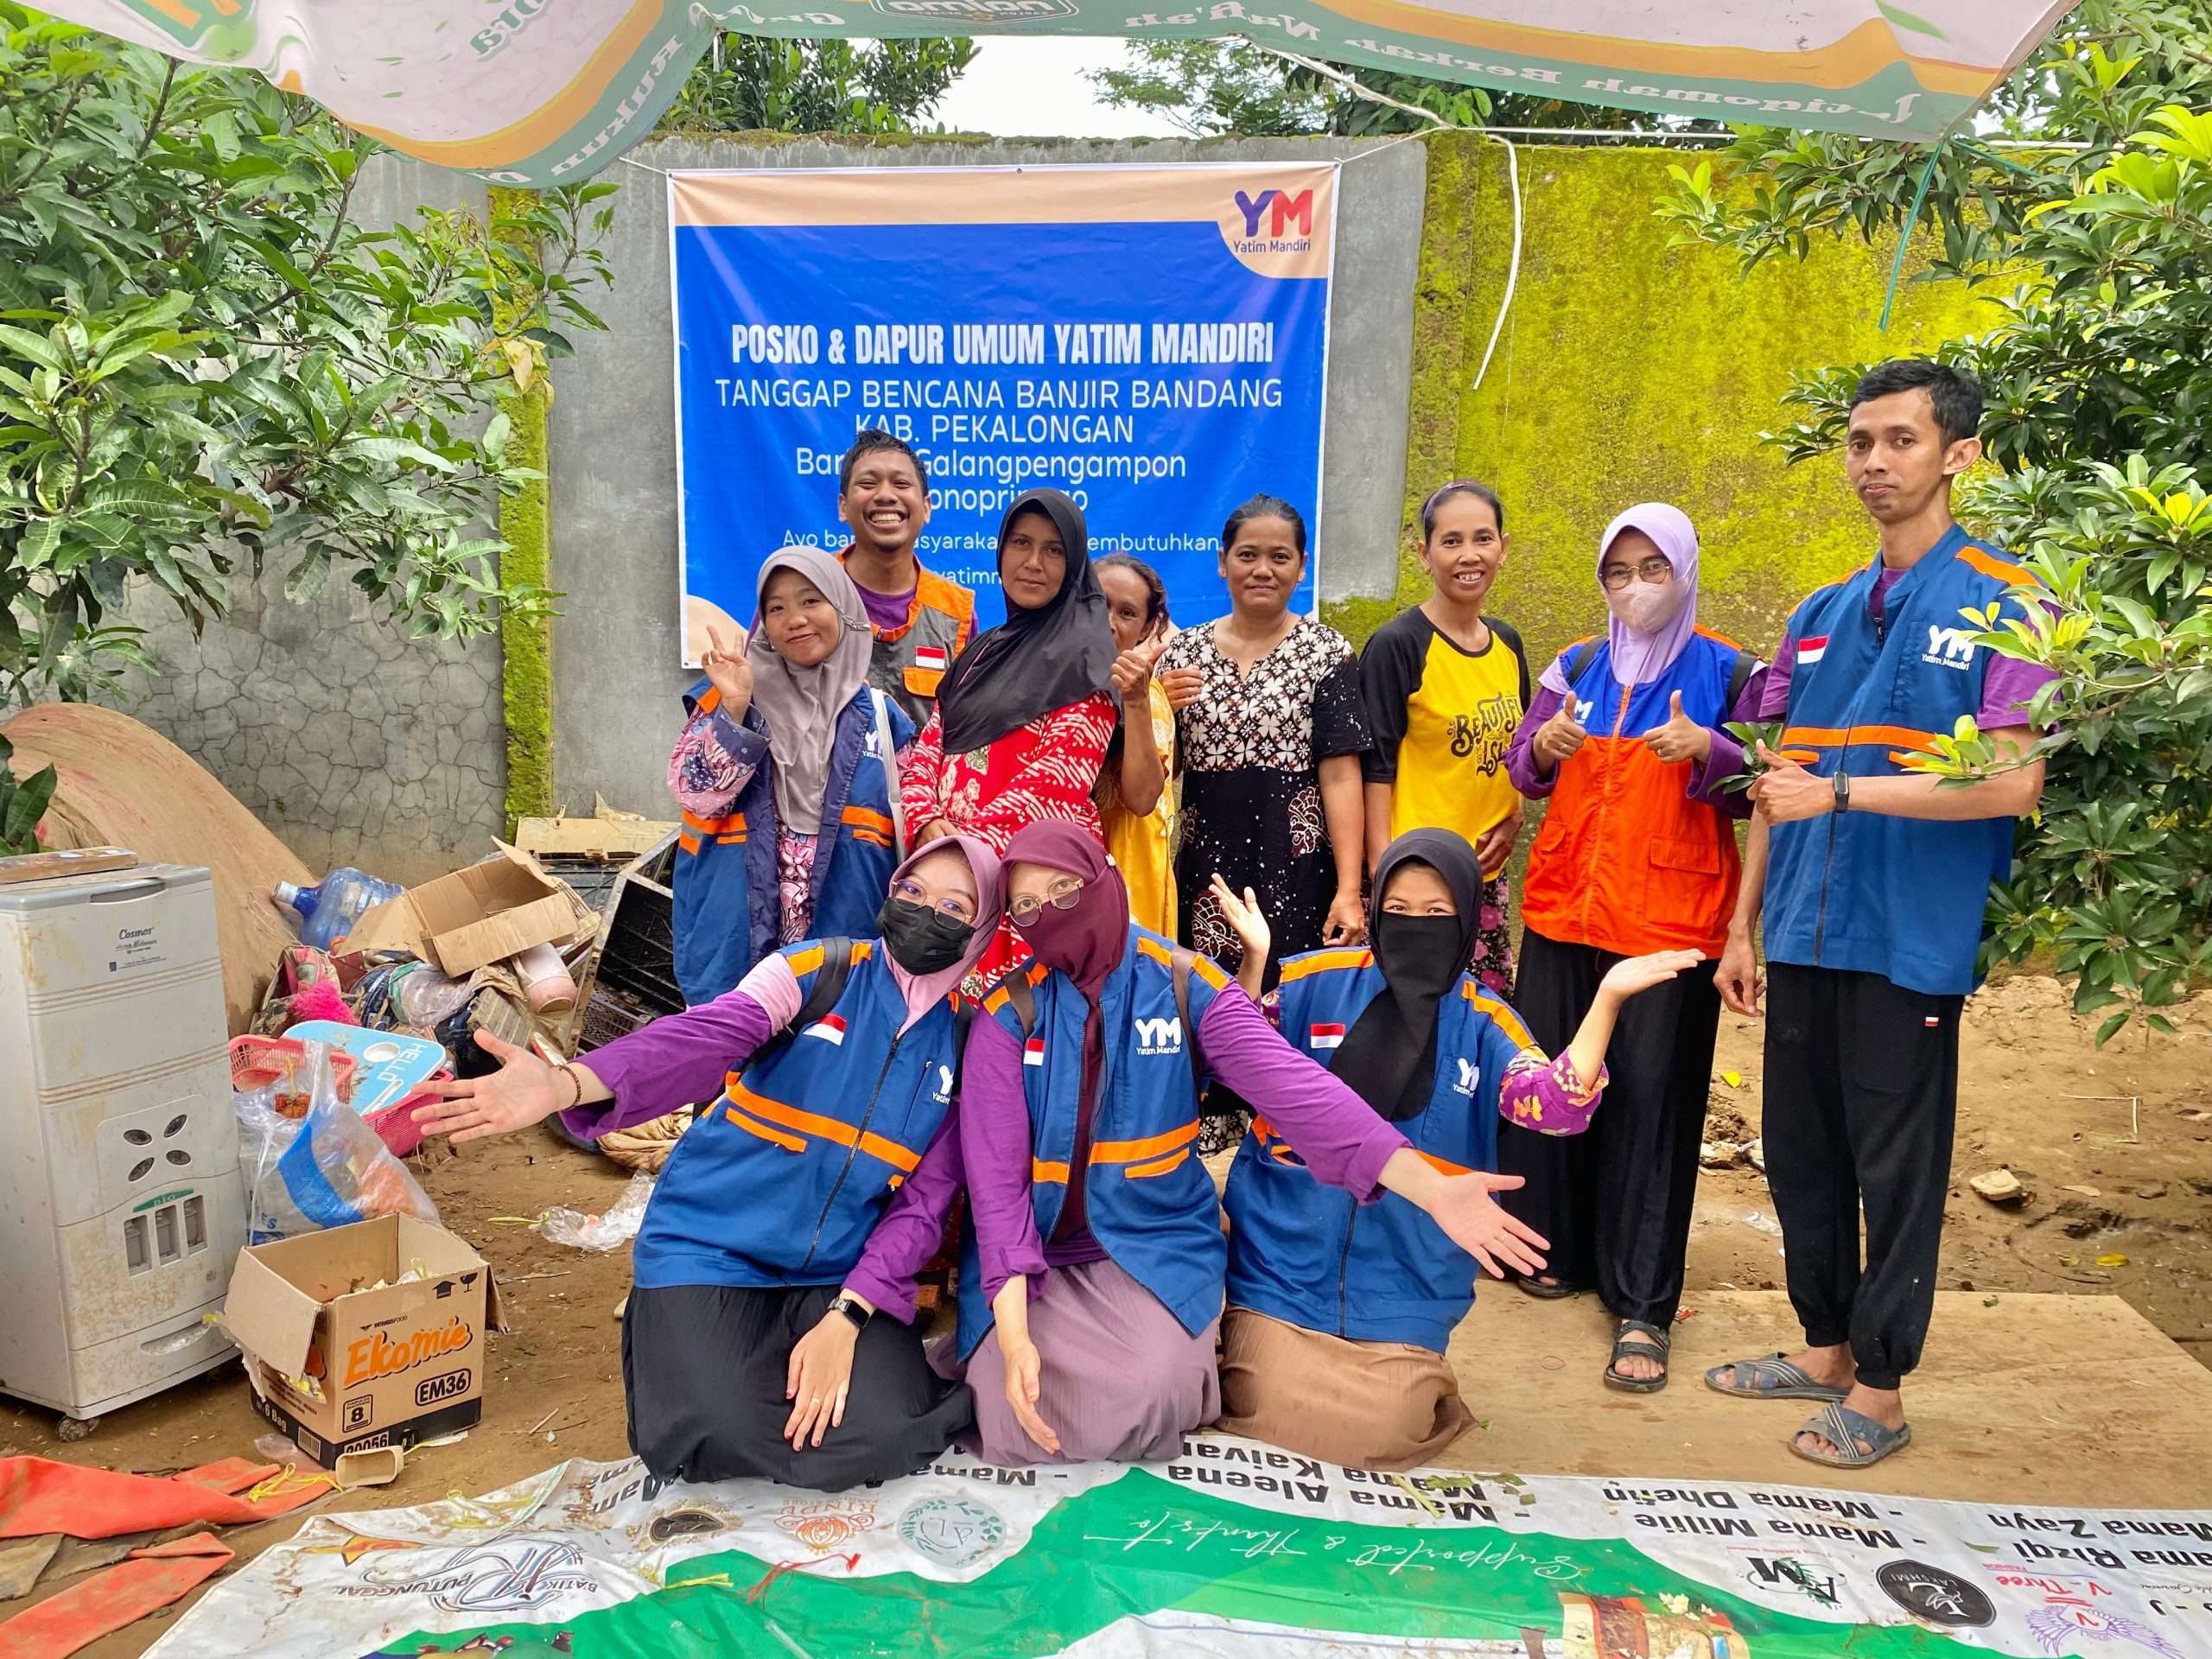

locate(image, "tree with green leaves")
[[1090, 38, 1716, 138], [660, 35, 976, 136], [0, 6, 613, 709], [1656, 0, 2212, 1039]]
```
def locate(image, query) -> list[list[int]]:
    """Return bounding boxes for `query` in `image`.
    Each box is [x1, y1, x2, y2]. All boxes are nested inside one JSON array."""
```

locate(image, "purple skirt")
[[936, 1256, 1221, 1465]]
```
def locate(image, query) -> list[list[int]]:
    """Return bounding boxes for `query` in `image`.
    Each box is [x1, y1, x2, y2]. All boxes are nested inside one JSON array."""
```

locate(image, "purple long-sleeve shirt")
[[958, 983, 1410, 1308], [1505, 666, 1766, 815], [564, 969, 960, 1324]]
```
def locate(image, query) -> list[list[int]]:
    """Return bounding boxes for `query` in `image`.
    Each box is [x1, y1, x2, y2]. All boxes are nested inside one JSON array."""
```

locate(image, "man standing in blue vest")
[[1707, 359, 2056, 1470]]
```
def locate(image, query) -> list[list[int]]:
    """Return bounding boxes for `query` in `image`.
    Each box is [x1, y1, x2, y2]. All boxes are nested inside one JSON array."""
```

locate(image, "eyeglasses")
[[1600, 556, 1674, 591], [1008, 877, 1084, 927], [890, 878, 975, 923]]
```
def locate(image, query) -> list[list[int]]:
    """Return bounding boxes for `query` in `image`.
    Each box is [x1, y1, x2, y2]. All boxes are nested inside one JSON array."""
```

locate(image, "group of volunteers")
[[418, 357, 2054, 1489]]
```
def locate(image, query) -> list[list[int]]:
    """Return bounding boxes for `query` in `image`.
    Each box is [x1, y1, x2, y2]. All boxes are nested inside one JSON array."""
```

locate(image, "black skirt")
[[623, 1283, 973, 1492]]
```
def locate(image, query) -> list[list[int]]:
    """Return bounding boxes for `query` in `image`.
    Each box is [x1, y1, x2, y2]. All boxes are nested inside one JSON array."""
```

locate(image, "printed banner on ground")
[[40, 4, 2079, 184], [670, 163, 1336, 653], [146, 1435, 2212, 1656]]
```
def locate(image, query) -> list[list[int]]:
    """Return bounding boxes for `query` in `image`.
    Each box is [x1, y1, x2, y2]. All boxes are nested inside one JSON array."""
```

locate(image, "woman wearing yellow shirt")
[[1095, 553, 1179, 934], [1357, 481, 1530, 993]]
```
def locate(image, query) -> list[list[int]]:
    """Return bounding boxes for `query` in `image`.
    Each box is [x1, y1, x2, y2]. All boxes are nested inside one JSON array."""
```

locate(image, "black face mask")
[[877, 896, 975, 976], [1373, 913, 1467, 1007]]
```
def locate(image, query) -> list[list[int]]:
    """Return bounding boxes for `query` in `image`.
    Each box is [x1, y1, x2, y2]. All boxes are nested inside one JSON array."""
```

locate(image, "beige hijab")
[[747, 545, 875, 834]]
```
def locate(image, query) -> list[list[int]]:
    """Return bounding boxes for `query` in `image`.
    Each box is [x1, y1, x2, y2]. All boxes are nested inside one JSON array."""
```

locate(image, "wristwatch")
[[1833, 770, 1852, 814], [830, 1293, 871, 1332]]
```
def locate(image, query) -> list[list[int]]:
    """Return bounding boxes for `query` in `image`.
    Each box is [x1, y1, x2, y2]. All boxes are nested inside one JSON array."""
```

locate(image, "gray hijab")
[[747, 545, 875, 834]]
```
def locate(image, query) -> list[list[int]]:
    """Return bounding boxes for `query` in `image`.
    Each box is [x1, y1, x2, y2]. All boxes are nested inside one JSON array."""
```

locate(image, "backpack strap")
[[1170, 948, 1205, 1096], [1564, 638, 1601, 686], [1724, 645, 1755, 713], [749, 938, 858, 1069]]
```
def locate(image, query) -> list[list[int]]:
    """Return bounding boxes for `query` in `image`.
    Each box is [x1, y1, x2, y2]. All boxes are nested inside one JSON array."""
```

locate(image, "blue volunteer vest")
[[671, 679, 912, 1006], [1224, 950, 1533, 1352], [632, 940, 962, 1291], [1764, 527, 2038, 995], [954, 927, 1230, 1357]]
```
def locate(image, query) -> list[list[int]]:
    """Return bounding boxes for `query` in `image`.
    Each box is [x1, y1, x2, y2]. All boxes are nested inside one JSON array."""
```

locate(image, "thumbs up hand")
[[1749, 740, 1829, 823], [1640, 688, 1711, 766]]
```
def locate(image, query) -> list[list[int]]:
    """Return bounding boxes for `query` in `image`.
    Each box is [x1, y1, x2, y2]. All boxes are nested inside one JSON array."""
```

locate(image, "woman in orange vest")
[[1499, 503, 1764, 1393]]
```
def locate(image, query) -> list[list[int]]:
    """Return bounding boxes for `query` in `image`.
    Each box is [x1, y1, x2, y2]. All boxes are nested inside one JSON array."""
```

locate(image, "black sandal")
[[1516, 1274, 1576, 1301], [1605, 1319, 1670, 1393]]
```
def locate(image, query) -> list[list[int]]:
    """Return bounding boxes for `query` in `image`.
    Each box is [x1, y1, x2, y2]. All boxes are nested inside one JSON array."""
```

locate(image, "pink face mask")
[[1607, 577, 1688, 636]]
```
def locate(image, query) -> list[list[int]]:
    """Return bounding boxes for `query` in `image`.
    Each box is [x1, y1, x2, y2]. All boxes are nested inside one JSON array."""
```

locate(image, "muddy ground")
[[3, 971, 2208, 1655]]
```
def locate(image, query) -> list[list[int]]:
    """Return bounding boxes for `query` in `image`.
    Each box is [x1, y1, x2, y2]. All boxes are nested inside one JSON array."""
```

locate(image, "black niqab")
[[933, 489, 1119, 758], [1329, 829, 1485, 1122]]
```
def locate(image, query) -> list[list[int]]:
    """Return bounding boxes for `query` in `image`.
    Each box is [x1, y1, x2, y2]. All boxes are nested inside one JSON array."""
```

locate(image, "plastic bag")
[[236, 1041, 440, 1244], [535, 1169, 653, 1251]]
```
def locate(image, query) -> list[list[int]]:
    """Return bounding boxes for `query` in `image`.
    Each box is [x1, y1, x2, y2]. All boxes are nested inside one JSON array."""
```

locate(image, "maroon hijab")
[[1003, 821, 1128, 1000]]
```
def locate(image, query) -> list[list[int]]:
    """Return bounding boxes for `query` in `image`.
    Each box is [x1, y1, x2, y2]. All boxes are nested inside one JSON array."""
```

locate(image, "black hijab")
[[934, 489, 1119, 758], [1329, 829, 1486, 1122]]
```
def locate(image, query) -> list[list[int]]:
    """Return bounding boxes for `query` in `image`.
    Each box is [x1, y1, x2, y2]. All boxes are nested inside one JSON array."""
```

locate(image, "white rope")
[[1253, 43, 1522, 396]]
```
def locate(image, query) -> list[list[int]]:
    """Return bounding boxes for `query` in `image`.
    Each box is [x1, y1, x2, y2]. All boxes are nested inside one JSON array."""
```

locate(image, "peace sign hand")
[[702, 621, 753, 721], [1749, 740, 1831, 823], [1640, 690, 1712, 766]]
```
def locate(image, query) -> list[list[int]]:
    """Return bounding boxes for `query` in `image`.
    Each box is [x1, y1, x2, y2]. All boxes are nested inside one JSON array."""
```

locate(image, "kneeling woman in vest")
[[413, 837, 1000, 1492], [1211, 830, 1700, 1470], [670, 544, 913, 1006], [940, 821, 1551, 1466]]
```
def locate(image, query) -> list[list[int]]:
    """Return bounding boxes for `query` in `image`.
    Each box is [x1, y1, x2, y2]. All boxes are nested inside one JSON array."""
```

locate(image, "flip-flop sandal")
[[1516, 1274, 1576, 1301], [1703, 1352, 1851, 1402], [1789, 1402, 1912, 1469], [1604, 1319, 1669, 1394]]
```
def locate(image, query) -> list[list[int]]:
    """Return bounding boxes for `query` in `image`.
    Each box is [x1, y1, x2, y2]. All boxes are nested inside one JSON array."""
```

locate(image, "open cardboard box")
[[220, 1214, 507, 1470], [346, 842, 588, 975]]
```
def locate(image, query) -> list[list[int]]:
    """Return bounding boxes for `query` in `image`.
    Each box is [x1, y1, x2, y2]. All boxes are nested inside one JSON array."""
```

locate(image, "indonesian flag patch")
[[914, 644, 949, 671], [1309, 1022, 1345, 1050], [1797, 634, 1828, 665], [1023, 1037, 1046, 1067], [804, 1013, 847, 1045]]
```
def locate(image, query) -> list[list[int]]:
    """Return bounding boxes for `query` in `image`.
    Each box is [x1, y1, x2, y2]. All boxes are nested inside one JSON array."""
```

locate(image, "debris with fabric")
[[0, 1532, 232, 1659], [0, 1457, 331, 1543]]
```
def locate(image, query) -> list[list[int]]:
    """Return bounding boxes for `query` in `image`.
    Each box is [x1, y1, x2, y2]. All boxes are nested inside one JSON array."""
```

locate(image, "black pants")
[[623, 1284, 973, 1492], [1497, 927, 1722, 1329], [1763, 963, 1962, 1391]]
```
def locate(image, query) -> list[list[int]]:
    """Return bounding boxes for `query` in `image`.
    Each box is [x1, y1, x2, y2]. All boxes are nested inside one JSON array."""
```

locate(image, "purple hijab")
[[1541, 502, 1700, 693]]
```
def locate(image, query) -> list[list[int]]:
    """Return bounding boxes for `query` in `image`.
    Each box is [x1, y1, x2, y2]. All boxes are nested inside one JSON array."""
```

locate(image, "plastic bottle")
[[275, 868, 404, 950]]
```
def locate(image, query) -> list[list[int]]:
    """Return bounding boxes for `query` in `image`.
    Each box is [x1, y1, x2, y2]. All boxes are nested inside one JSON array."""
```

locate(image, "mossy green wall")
[[1326, 134, 1998, 669], [489, 184, 555, 834]]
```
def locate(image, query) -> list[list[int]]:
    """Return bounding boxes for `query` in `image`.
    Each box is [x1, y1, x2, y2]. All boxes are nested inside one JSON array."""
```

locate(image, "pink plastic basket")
[[228, 1035, 358, 1106]]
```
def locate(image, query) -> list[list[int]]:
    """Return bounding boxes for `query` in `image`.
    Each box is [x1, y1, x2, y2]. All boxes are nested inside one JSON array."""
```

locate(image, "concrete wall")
[[102, 157, 505, 886], [548, 131, 1429, 817]]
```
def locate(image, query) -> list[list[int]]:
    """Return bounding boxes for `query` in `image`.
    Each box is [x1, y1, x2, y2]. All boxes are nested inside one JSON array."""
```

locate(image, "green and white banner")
[[145, 1436, 2211, 1656], [41, 3, 2078, 185]]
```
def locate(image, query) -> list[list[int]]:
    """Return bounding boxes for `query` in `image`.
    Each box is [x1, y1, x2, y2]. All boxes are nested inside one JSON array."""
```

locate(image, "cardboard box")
[[346, 843, 583, 975], [219, 1214, 506, 1469]]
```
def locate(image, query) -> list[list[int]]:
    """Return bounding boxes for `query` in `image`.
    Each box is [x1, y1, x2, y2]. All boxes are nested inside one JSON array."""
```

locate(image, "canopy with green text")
[[40, 2, 2076, 186]]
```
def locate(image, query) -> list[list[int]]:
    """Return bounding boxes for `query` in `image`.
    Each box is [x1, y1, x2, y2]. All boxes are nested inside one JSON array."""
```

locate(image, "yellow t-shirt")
[[1103, 678, 1179, 936], [1358, 607, 1529, 866]]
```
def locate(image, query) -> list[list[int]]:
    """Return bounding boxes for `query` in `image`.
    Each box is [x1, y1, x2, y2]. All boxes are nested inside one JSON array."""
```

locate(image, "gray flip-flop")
[[1789, 1402, 1912, 1469], [1703, 1351, 1850, 1402]]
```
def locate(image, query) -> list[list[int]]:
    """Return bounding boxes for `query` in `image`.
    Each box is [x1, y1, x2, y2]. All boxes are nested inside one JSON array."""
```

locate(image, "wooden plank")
[[0, 846, 137, 886], [514, 816, 676, 858], [1440, 1290, 2212, 1508]]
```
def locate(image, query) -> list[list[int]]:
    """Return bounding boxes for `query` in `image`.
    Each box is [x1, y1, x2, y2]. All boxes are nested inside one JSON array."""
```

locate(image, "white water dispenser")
[[0, 862, 245, 1430]]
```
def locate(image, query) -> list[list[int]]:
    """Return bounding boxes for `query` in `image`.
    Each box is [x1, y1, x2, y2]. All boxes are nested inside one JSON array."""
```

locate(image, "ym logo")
[[1452, 1058, 1478, 1096], [931, 1064, 954, 1103], [1923, 625, 1978, 671], [1134, 1016, 1183, 1057], [1232, 188, 1314, 239]]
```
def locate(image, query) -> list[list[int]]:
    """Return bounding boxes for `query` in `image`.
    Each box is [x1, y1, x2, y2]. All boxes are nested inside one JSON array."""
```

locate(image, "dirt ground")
[[3, 971, 2208, 1655]]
